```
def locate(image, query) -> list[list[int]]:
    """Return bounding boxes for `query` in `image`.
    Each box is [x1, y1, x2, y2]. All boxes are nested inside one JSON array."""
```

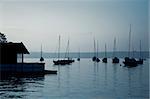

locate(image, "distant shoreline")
[[24, 51, 149, 58]]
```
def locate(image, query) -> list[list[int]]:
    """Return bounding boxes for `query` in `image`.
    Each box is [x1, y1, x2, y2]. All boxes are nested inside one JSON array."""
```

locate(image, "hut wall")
[[0, 63, 45, 73]]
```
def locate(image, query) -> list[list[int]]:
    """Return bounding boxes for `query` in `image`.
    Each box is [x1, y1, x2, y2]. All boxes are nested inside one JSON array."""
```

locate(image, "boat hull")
[[102, 58, 107, 63], [112, 57, 119, 63], [92, 56, 97, 61], [136, 59, 143, 64], [123, 57, 137, 67], [53, 59, 74, 65]]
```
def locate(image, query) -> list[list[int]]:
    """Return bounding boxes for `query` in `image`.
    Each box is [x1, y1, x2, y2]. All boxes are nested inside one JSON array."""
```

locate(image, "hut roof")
[[0, 42, 29, 54]]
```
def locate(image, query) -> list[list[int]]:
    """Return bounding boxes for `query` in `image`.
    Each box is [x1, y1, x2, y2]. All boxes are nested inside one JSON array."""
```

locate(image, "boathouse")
[[0, 32, 57, 75], [0, 42, 47, 75], [0, 41, 57, 75], [0, 42, 29, 64]]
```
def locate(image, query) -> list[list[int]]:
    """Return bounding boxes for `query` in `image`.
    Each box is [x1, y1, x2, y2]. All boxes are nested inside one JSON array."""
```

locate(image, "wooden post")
[[22, 53, 24, 63]]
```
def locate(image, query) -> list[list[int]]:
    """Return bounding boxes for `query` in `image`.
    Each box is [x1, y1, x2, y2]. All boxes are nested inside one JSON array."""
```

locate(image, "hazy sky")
[[0, 0, 149, 52]]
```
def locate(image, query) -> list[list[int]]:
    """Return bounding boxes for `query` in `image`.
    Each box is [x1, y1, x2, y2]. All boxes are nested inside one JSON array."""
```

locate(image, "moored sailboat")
[[102, 43, 107, 63], [92, 38, 100, 62], [112, 37, 119, 63], [53, 36, 74, 65], [123, 24, 137, 67], [77, 58, 80, 61], [40, 45, 44, 62], [77, 48, 80, 61], [95, 40, 100, 62], [123, 57, 137, 67], [92, 38, 97, 61], [136, 40, 143, 64]]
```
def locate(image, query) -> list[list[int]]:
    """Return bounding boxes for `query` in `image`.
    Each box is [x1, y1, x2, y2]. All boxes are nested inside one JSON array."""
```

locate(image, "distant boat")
[[92, 39, 100, 62], [40, 45, 44, 62], [53, 36, 74, 65], [96, 58, 100, 62], [77, 58, 80, 61], [92, 38, 97, 61], [102, 43, 107, 63], [64, 39, 75, 63], [136, 40, 143, 64], [136, 58, 143, 64], [53, 58, 74, 65], [95, 40, 100, 62], [77, 48, 80, 61], [92, 56, 97, 61], [112, 57, 119, 63], [123, 24, 137, 67], [112, 37, 119, 63], [123, 57, 137, 67]]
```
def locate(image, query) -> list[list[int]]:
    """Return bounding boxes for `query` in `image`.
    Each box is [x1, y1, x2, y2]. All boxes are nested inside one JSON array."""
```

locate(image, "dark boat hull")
[[77, 58, 80, 61], [102, 58, 107, 63], [123, 61, 137, 67], [53, 59, 74, 65], [92, 56, 97, 61], [136, 59, 143, 64], [112, 57, 119, 63], [40, 57, 44, 62], [96, 58, 100, 62], [123, 57, 137, 67], [92, 56, 100, 62]]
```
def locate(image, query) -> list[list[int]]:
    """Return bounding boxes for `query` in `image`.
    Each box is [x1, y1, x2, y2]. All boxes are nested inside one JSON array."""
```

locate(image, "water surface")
[[0, 58, 149, 99]]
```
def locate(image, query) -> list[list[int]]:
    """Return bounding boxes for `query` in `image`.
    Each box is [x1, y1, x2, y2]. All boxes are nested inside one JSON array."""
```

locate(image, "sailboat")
[[53, 35, 61, 65], [112, 37, 119, 63], [77, 48, 80, 61], [77, 57, 80, 61], [123, 24, 137, 67], [64, 39, 75, 63], [95, 40, 100, 62], [53, 36, 74, 65], [102, 43, 107, 63], [40, 45, 44, 62], [136, 40, 143, 64], [92, 38, 97, 61]]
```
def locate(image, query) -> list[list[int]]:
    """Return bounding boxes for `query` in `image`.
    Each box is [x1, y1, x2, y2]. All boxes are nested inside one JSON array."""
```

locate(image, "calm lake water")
[[0, 58, 149, 99]]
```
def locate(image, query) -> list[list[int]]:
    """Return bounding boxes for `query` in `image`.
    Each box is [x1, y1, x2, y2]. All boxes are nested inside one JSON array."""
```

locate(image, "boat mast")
[[105, 43, 107, 58], [140, 40, 141, 58], [93, 37, 96, 57], [113, 37, 116, 57], [67, 39, 70, 59], [41, 44, 42, 58], [132, 46, 135, 58], [97, 40, 99, 58], [65, 38, 70, 59], [40, 44, 44, 62], [78, 47, 80, 58], [58, 35, 60, 60], [128, 24, 131, 57]]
